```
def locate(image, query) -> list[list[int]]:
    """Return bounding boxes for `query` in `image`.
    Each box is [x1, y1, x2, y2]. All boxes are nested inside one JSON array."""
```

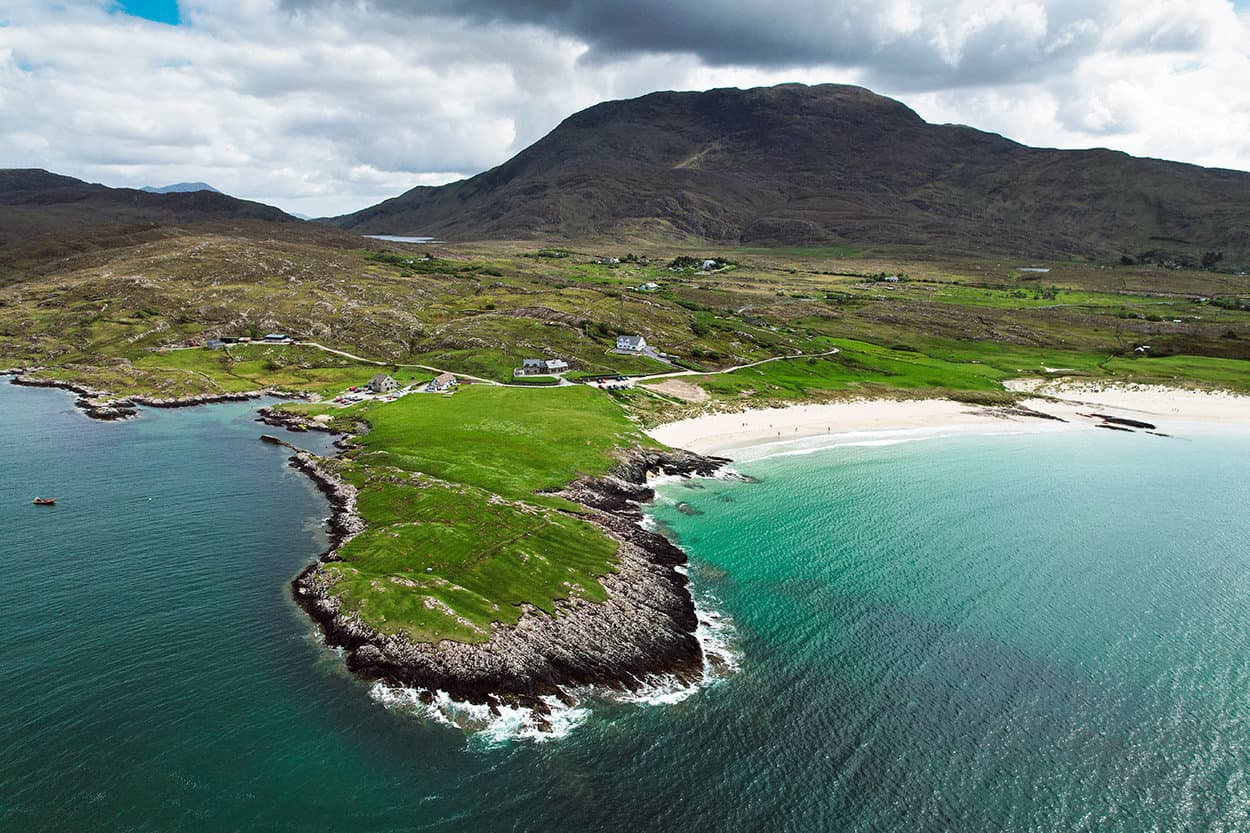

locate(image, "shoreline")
[[4, 368, 311, 420], [647, 385, 1250, 455], [4, 371, 733, 726], [265, 395, 733, 715]]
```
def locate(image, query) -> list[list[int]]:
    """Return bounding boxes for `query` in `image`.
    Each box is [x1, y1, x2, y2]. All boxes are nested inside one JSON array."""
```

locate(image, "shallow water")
[[4, 382, 1250, 832]]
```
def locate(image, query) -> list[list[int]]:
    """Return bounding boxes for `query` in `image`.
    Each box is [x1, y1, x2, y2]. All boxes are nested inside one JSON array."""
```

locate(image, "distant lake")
[[363, 234, 439, 244]]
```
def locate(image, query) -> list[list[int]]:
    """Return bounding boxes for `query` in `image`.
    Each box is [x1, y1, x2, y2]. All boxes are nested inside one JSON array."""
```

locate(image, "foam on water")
[[368, 586, 740, 744], [733, 423, 1059, 463], [369, 684, 593, 744]]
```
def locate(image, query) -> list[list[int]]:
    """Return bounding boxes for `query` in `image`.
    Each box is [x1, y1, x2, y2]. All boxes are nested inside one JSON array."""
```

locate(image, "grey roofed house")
[[515, 358, 569, 376], [368, 373, 399, 393], [616, 335, 646, 351]]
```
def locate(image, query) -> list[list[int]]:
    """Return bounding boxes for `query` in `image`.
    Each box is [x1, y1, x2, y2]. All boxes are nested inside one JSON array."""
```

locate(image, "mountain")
[[329, 84, 1250, 261], [140, 182, 222, 194], [0, 169, 297, 243]]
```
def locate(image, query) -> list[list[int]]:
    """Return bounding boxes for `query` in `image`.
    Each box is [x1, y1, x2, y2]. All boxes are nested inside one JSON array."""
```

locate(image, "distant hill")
[[0, 169, 297, 244], [140, 182, 221, 194], [329, 84, 1250, 262]]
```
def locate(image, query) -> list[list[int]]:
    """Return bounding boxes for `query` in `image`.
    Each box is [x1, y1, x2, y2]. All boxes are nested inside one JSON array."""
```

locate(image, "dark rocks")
[[1091, 413, 1156, 430], [8, 370, 313, 422], [131, 392, 260, 409], [256, 405, 337, 434], [76, 397, 138, 421], [290, 447, 731, 708], [1004, 404, 1067, 422]]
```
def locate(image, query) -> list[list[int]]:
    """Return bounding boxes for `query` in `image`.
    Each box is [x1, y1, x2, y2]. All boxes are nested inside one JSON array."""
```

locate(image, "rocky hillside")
[[330, 84, 1250, 263], [0, 169, 295, 243]]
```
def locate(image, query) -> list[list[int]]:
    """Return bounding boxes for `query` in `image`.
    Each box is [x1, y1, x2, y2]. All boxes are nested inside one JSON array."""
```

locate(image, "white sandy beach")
[[647, 383, 1250, 455]]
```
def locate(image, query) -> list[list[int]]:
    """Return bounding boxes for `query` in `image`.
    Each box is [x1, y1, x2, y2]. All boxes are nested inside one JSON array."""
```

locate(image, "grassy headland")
[[299, 386, 647, 643]]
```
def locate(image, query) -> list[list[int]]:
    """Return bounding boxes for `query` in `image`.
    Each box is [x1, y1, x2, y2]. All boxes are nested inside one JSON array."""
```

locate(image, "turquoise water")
[[4, 382, 1250, 832]]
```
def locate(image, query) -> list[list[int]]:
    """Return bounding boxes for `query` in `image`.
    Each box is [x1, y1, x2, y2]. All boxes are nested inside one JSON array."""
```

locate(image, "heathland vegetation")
[[4, 227, 1246, 648], [3, 83, 1249, 657]]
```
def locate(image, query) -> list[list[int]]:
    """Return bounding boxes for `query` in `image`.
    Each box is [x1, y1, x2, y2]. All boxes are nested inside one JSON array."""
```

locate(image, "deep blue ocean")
[[4, 381, 1250, 832]]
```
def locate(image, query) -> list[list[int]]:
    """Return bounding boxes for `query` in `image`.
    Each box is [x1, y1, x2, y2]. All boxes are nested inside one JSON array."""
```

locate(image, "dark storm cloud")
[[283, 0, 1106, 89]]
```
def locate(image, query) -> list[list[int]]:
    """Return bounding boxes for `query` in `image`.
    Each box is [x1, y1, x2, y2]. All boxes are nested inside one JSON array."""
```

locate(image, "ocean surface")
[[4, 382, 1250, 832]]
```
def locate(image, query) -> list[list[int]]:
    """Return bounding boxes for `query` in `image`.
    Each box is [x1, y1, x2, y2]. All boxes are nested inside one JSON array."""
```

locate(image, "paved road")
[[299, 341, 841, 391], [630, 348, 841, 382], [300, 342, 504, 386]]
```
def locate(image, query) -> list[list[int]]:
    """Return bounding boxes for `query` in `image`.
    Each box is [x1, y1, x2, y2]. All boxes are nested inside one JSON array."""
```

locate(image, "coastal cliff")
[[289, 445, 730, 708]]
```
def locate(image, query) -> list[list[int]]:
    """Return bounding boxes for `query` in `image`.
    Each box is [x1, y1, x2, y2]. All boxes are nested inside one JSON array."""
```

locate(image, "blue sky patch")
[[115, 0, 181, 26]]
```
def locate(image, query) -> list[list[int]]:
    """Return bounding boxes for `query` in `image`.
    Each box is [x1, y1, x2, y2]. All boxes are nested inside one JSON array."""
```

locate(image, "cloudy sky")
[[2, 0, 1249, 216]]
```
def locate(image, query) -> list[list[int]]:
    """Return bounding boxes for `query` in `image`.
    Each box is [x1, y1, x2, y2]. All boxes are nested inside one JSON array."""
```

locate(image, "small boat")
[[32, 497, 56, 506]]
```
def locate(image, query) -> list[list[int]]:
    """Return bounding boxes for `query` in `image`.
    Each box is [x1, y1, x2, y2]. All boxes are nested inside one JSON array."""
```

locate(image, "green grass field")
[[288, 385, 655, 642], [323, 463, 616, 643]]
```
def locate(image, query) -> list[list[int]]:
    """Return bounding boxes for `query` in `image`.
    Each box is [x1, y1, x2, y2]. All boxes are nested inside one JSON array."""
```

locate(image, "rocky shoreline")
[[4, 369, 307, 420], [289, 441, 732, 712], [5, 368, 735, 716]]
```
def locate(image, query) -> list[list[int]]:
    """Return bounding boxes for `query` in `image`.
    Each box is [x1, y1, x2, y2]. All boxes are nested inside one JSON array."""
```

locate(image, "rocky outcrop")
[[256, 405, 338, 434], [290, 447, 732, 708], [6, 369, 311, 421], [130, 391, 261, 408]]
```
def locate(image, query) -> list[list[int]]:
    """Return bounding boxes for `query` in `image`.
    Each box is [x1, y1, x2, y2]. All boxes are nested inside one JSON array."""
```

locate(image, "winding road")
[[295, 341, 841, 391]]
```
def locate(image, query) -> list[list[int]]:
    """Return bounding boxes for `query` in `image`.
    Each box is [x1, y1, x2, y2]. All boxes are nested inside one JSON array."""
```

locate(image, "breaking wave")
[[369, 586, 740, 746]]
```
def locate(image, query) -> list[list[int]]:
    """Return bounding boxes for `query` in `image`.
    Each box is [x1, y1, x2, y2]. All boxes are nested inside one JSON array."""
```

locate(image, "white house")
[[638, 282, 660, 292], [428, 372, 457, 392], [367, 373, 399, 393], [616, 335, 647, 352]]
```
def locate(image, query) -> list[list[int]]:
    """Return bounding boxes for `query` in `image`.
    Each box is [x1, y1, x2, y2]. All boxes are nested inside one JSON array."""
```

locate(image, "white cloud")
[[0, 0, 1248, 216]]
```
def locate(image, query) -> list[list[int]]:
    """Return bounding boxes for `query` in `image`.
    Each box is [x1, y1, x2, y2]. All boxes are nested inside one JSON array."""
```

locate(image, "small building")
[[263, 333, 290, 343], [515, 358, 569, 376], [428, 372, 457, 392], [204, 339, 225, 350], [700, 259, 717, 271], [638, 282, 660, 292], [368, 373, 399, 393], [616, 335, 647, 352]]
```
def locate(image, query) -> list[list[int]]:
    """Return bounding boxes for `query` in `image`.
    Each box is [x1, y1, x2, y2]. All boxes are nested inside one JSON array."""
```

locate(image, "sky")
[[2, 0, 1250, 217]]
